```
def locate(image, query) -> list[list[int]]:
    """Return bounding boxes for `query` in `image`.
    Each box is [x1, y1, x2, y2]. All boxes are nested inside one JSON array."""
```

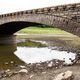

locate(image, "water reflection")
[[0, 36, 24, 69], [0, 35, 80, 69], [14, 47, 76, 65], [0, 35, 16, 45], [15, 39, 77, 65]]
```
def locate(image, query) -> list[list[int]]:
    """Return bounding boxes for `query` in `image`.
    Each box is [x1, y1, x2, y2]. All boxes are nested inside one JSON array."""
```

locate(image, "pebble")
[[19, 69, 28, 74], [10, 61, 14, 64], [48, 61, 53, 67], [56, 61, 59, 64], [5, 69, 10, 73], [20, 65, 26, 69]]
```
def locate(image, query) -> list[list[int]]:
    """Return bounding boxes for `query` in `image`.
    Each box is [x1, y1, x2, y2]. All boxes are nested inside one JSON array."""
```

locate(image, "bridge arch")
[[0, 9, 80, 36]]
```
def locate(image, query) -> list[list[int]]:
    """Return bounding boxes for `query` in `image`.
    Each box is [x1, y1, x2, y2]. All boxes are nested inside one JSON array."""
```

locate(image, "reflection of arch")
[[0, 13, 80, 36], [0, 35, 16, 44], [0, 36, 24, 69]]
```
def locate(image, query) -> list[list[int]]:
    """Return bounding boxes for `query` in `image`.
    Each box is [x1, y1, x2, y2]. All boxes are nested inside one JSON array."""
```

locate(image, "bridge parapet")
[[0, 3, 80, 18], [0, 3, 80, 23]]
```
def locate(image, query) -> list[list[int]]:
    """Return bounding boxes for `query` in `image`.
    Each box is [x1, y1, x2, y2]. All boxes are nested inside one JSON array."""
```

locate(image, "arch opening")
[[0, 21, 42, 35], [0, 20, 79, 37]]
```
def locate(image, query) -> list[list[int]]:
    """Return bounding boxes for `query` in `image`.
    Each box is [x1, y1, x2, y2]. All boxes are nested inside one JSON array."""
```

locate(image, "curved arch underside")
[[0, 21, 41, 35]]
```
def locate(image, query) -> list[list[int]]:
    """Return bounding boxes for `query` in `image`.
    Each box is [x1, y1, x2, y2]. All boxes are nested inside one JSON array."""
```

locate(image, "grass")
[[18, 26, 72, 35], [17, 40, 47, 47]]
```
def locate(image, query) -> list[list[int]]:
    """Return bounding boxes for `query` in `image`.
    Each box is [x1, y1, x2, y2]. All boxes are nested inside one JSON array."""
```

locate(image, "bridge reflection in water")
[[0, 35, 24, 69]]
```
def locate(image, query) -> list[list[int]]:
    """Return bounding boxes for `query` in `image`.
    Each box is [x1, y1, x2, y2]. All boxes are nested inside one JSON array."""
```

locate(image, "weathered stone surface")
[[53, 70, 73, 80]]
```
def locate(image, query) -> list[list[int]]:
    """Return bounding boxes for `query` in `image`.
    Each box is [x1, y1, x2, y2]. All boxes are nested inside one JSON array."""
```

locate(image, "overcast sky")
[[0, 0, 80, 14]]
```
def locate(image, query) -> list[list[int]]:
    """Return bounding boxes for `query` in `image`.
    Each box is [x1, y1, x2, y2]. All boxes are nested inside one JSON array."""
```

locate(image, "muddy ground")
[[0, 59, 80, 80]]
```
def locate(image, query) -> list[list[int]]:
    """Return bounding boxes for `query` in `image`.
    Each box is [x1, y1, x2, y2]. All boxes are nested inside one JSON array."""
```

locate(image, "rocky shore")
[[0, 59, 64, 79], [0, 58, 80, 80]]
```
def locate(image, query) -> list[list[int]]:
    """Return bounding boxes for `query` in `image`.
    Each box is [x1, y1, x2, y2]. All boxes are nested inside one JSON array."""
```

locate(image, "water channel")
[[0, 34, 80, 70]]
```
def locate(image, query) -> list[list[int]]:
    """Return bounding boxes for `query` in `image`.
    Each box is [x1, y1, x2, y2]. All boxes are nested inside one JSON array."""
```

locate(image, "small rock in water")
[[48, 61, 53, 67], [19, 69, 28, 74], [53, 70, 73, 80]]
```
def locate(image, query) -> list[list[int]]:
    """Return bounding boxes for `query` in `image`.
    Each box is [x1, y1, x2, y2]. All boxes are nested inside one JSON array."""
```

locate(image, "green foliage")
[[17, 40, 47, 47]]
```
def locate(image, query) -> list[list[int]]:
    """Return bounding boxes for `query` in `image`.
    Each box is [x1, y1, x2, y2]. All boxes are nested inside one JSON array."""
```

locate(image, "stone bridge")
[[0, 3, 80, 36]]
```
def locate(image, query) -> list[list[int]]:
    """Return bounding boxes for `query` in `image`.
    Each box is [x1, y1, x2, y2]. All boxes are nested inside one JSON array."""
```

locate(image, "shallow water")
[[14, 47, 76, 64], [0, 35, 80, 69]]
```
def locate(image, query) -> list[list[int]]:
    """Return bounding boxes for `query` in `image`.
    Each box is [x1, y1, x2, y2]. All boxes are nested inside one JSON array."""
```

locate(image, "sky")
[[0, 0, 80, 14]]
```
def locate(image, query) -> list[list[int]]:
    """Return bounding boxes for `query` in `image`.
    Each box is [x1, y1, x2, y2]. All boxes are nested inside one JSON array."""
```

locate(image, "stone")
[[20, 65, 26, 69], [10, 61, 14, 64], [48, 61, 53, 67], [53, 70, 73, 80], [5, 69, 10, 73], [19, 69, 28, 74]]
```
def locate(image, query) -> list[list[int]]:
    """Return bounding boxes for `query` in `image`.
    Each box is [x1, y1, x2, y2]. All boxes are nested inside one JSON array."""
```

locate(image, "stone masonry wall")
[[0, 3, 80, 36]]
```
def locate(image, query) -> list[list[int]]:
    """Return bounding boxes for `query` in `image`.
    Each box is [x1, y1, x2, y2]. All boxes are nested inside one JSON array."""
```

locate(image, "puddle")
[[14, 47, 76, 65]]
